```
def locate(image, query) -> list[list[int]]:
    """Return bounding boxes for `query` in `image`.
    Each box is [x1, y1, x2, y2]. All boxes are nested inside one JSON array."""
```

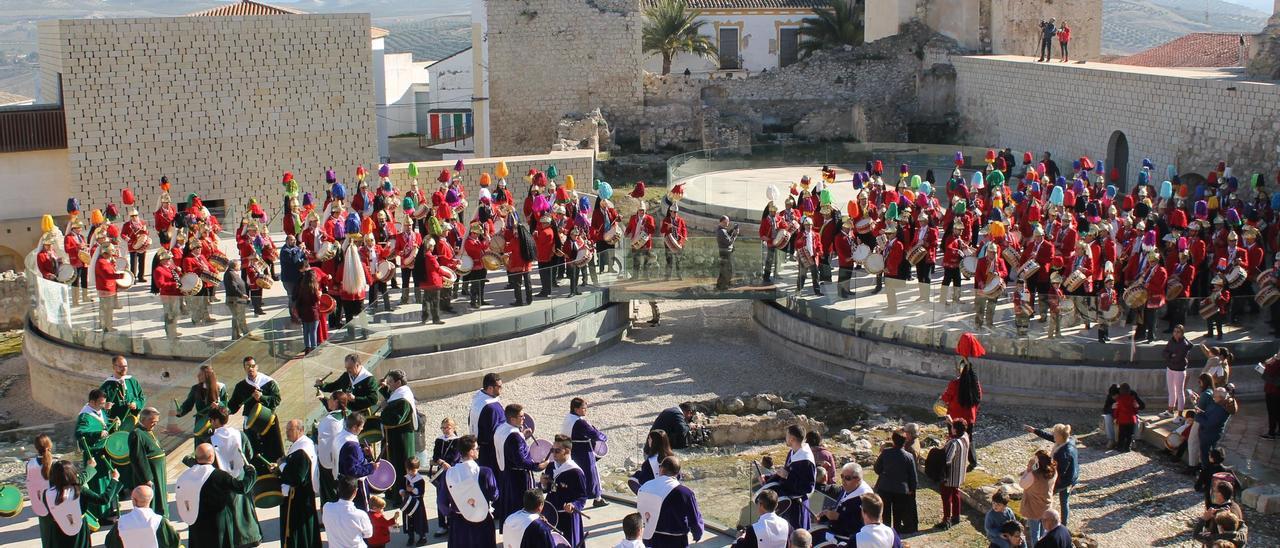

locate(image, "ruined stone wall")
[[954, 56, 1280, 185], [485, 0, 644, 156], [639, 27, 964, 151]]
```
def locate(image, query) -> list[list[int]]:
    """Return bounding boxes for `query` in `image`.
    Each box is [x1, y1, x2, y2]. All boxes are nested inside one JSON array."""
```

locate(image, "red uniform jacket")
[[154, 264, 182, 296], [432, 239, 456, 270], [534, 225, 557, 263], [183, 254, 214, 288], [975, 247, 1006, 290], [121, 220, 148, 252], [834, 233, 856, 268], [1171, 263, 1195, 298], [504, 228, 532, 273], [1209, 288, 1231, 316], [941, 236, 962, 269], [912, 225, 939, 264], [463, 235, 488, 263], [885, 238, 907, 279], [94, 256, 122, 292], [65, 233, 87, 268], [591, 206, 620, 242], [661, 215, 688, 248], [626, 214, 656, 250], [417, 252, 445, 289], [153, 204, 176, 233], [1144, 265, 1168, 308], [796, 228, 823, 263], [37, 250, 58, 280], [1245, 243, 1265, 280], [759, 215, 779, 248]]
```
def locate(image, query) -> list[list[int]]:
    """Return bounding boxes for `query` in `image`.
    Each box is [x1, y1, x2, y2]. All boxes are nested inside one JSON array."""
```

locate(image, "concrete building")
[[639, 0, 826, 75], [383, 52, 432, 138]]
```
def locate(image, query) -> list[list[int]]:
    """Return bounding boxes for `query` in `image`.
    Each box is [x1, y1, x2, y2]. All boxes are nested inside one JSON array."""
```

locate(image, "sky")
[[1220, 0, 1274, 13]]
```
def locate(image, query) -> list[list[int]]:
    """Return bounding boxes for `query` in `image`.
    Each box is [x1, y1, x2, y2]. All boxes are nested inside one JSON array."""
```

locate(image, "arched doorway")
[[1107, 131, 1129, 190]]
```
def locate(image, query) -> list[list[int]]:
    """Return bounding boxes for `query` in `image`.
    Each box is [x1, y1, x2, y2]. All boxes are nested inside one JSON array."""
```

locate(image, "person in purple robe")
[[541, 435, 587, 547], [431, 417, 462, 537], [443, 435, 498, 548], [495, 403, 549, 529], [759, 425, 817, 531], [334, 413, 375, 510], [562, 397, 609, 507], [470, 373, 505, 472], [637, 456, 703, 548], [501, 489, 558, 548], [629, 430, 675, 495]]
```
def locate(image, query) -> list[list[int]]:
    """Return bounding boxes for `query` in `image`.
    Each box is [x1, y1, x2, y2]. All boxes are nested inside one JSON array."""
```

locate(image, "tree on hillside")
[[798, 0, 864, 59], [642, 0, 718, 75]]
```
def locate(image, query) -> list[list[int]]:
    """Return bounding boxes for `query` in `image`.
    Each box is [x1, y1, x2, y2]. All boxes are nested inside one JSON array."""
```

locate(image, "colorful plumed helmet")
[[104, 204, 119, 221], [41, 214, 55, 233], [564, 174, 577, 190], [1136, 201, 1151, 218], [864, 161, 874, 173], [66, 197, 81, 215], [382, 180, 393, 193], [1063, 190, 1076, 208], [886, 202, 899, 221], [988, 170, 1005, 188], [1086, 201, 1099, 220], [401, 196, 416, 212], [989, 220, 1007, 239], [1169, 209, 1188, 229], [1072, 179, 1084, 195], [1029, 182, 1041, 196], [1022, 151, 1033, 164], [331, 181, 347, 201], [1142, 230, 1157, 250], [332, 216, 346, 240], [598, 182, 614, 201], [952, 200, 966, 214], [971, 171, 984, 189], [1159, 180, 1173, 199], [820, 188, 834, 205], [1049, 186, 1064, 206], [159, 175, 171, 192], [1095, 159, 1104, 175], [996, 157, 1007, 170], [121, 188, 136, 206], [1207, 172, 1218, 186], [378, 164, 390, 179], [1226, 176, 1239, 193], [1121, 195, 1134, 211], [455, 159, 466, 173], [1208, 195, 1219, 211], [909, 174, 921, 189], [495, 161, 509, 179], [356, 165, 366, 182], [545, 164, 558, 180], [985, 149, 996, 165], [919, 182, 933, 197], [532, 172, 548, 187], [343, 214, 361, 236], [437, 169, 451, 184], [282, 171, 294, 184], [90, 208, 105, 225], [1072, 159, 1081, 171], [899, 164, 910, 178], [480, 173, 492, 187], [407, 162, 419, 179], [1142, 158, 1153, 170], [302, 192, 314, 208], [1012, 191, 1025, 204], [1137, 171, 1149, 185], [1271, 191, 1280, 210], [914, 192, 929, 209], [1226, 207, 1240, 226], [953, 152, 964, 167], [325, 168, 337, 184], [578, 195, 591, 212], [1177, 236, 1188, 252], [445, 188, 460, 206], [846, 200, 860, 219], [873, 160, 884, 175]]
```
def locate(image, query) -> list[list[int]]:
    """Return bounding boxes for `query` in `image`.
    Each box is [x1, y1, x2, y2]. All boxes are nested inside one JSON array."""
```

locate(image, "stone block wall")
[[37, 15, 377, 212], [485, 0, 644, 156], [0, 272, 27, 330], [953, 56, 1280, 186]]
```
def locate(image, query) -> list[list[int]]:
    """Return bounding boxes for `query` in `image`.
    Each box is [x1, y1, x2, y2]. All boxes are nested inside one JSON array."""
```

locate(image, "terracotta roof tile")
[[642, 0, 825, 9], [1113, 33, 1252, 68], [186, 0, 304, 17]]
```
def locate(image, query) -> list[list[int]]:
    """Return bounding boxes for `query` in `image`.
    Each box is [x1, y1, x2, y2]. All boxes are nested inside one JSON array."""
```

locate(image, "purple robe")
[[497, 431, 539, 528], [402, 474, 430, 536], [337, 440, 374, 510], [765, 458, 816, 530], [629, 457, 659, 495], [444, 465, 497, 548], [517, 517, 557, 548], [645, 485, 703, 548], [569, 418, 606, 499], [542, 463, 587, 548], [476, 403, 504, 472]]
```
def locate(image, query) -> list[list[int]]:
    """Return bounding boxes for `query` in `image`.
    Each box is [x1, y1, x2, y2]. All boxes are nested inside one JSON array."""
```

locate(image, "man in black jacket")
[[873, 429, 918, 534], [651, 403, 694, 450], [223, 259, 250, 339]]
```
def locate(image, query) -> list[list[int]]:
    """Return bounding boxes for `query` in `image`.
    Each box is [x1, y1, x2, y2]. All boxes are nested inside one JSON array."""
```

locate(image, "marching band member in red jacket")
[[974, 226, 1007, 328], [534, 214, 559, 297], [940, 220, 967, 306], [883, 225, 907, 314], [911, 212, 940, 303], [65, 220, 90, 305], [796, 216, 823, 296], [94, 244, 124, 333], [395, 217, 421, 304], [1137, 250, 1168, 344], [153, 249, 183, 339], [462, 221, 491, 308], [661, 205, 688, 281], [361, 233, 393, 313], [1205, 274, 1230, 340], [121, 208, 150, 282], [416, 236, 446, 325], [36, 235, 59, 281], [626, 203, 657, 280], [759, 202, 781, 284], [1165, 249, 1196, 333], [833, 219, 857, 298]]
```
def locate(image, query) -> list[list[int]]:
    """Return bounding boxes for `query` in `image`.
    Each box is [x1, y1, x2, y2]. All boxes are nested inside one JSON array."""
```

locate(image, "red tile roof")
[[186, 0, 303, 17], [1113, 33, 1253, 68], [642, 0, 826, 9]]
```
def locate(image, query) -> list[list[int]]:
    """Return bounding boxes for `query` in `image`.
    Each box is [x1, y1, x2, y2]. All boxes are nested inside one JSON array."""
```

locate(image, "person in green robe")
[[100, 355, 145, 432], [175, 443, 256, 548], [226, 356, 285, 464], [105, 485, 181, 548], [378, 369, 418, 508], [101, 355, 145, 493], [206, 406, 263, 548], [278, 418, 321, 548], [127, 407, 169, 518], [40, 460, 119, 548], [175, 364, 228, 445], [315, 354, 379, 414], [74, 388, 119, 524]]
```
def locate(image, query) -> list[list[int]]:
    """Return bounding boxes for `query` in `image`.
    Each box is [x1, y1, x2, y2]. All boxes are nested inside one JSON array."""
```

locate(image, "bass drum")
[[960, 255, 978, 279], [481, 252, 504, 271], [489, 235, 506, 254], [1101, 304, 1123, 324], [180, 273, 203, 296], [851, 244, 871, 263], [56, 264, 78, 284], [863, 253, 885, 275], [458, 254, 475, 274]]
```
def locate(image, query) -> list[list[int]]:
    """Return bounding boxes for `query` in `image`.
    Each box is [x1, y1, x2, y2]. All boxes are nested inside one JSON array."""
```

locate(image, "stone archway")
[[1107, 130, 1129, 190]]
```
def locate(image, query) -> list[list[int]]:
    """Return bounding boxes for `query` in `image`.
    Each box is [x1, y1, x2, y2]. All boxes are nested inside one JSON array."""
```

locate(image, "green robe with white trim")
[[226, 378, 285, 464], [127, 427, 169, 518], [74, 409, 118, 522], [277, 445, 321, 548]]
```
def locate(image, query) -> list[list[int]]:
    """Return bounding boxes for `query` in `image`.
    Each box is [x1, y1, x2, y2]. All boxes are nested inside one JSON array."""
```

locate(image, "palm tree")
[[642, 0, 718, 75], [798, 0, 864, 59]]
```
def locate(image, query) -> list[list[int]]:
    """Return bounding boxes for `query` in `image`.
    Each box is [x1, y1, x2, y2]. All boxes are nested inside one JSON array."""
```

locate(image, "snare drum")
[[1064, 270, 1088, 292], [528, 439, 554, 462], [1164, 280, 1184, 301], [1001, 248, 1022, 271], [1225, 266, 1247, 289], [593, 440, 609, 457], [105, 431, 131, 467], [1199, 297, 1220, 320], [489, 235, 506, 254], [851, 244, 871, 263], [906, 245, 928, 265], [979, 277, 1005, 299], [367, 459, 396, 492], [481, 251, 504, 271], [458, 254, 474, 274], [864, 254, 885, 275], [772, 229, 792, 248], [441, 268, 457, 289], [1101, 304, 1123, 324], [56, 264, 78, 284], [253, 472, 284, 508], [854, 218, 872, 234], [180, 272, 203, 296], [199, 271, 221, 286], [1256, 285, 1280, 307], [1123, 286, 1149, 308], [117, 271, 136, 289], [960, 255, 978, 279], [1017, 260, 1040, 281], [374, 262, 394, 282]]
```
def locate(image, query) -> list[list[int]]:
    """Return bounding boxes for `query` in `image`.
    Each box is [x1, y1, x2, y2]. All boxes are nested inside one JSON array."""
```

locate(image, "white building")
[[640, 0, 825, 75], [383, 52, 432, 138], [424, 47, 474, 147]]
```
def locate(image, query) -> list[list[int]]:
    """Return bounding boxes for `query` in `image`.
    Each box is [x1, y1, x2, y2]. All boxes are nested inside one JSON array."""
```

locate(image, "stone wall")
[[638, 26, 965, 151], [954, 56, 1280, 186], [485, 0, 644, 156], [36, 15, 377, 211], [990, 0, 1102, 61], [0, 272, 26, 330]]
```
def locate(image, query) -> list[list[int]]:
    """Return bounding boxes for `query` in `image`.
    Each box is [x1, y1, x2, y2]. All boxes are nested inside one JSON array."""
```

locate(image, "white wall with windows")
[[641, 11, 810, 75]]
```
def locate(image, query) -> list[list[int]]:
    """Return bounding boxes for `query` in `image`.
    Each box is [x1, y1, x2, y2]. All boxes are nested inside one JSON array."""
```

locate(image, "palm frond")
[[797, 0, 864, 58], [642, 0, 719, 73]]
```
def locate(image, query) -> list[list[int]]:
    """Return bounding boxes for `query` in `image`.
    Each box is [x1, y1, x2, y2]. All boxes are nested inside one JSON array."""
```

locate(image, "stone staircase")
[[1134, 412, 1280, 514]]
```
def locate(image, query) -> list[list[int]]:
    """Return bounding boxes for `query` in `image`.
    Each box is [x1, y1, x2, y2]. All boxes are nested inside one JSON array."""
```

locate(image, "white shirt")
[[321, 499, 373, 548], [613, 540, 645, 548]]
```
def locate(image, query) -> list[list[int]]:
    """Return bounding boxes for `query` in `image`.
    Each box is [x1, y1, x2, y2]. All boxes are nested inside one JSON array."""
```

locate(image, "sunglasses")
[[841, 475, 858, 481]]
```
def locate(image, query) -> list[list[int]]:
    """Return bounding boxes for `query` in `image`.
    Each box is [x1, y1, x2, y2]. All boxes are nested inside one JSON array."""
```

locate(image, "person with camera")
[[717, 215, 741, 290], [1037, 19, 1057, 62]]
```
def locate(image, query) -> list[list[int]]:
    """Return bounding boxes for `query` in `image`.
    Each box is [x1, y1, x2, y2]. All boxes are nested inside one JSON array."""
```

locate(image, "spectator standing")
[[1037, 19, 1057, 62], [295, 269, 323, 352], [873, 430, 918, 534], [1056, 22, 1071, 62], [1187, 374, 1215, 469], [941, 359, 982, 469], [937, 418, 969, 530], [1112, 384, 1145, 452], [1196, 388, 1238, 471], [1101, 384, 1119, 449], [1163, 326, 1193, 416], [1019, 450, 1056, 543], [1263, 349, 1280, 440], [279, 234, 306, 311], [1025, 424, 1078, 526], [1200, 345, 1233, 387], [806, 432, 836, 488]]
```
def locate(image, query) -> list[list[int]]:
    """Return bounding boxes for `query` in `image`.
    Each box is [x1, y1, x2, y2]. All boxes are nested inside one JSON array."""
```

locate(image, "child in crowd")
[[1205, 276, 1229, 340], [1047, 272, 1065, 338], [1097, 275, 1117, 343], [1102, 384, 1120, 448], [984, 490, 1017, 548], [1112, 383, 1144, 452], [431, 417, 461, 536], [615, 512, 645, 548], [400, 457, 430, 546], [365, 495, 399, 548], [999, 520, 1027, 547], [1013, 278, 1032, 337], [1166, 410, 1195, 463]]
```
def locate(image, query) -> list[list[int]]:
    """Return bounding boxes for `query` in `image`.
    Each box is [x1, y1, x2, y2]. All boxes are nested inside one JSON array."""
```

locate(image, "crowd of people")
[[759, 153, 1280, 343]]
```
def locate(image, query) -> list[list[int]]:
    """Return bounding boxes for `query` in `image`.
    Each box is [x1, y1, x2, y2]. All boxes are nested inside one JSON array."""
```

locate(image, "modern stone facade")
[[954, 55, 1280, 188], [484, 0, 645, 156], [35, 15, 377, 212]]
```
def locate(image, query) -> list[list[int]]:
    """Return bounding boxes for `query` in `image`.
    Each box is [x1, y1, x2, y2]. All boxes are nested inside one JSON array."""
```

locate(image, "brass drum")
[[1064, 270, 1088, 292], [1017, 260, 1040, 281], [481, 251, 503, 271], [1123, 286, 1149, 308], [489, 235, 506, 254]]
